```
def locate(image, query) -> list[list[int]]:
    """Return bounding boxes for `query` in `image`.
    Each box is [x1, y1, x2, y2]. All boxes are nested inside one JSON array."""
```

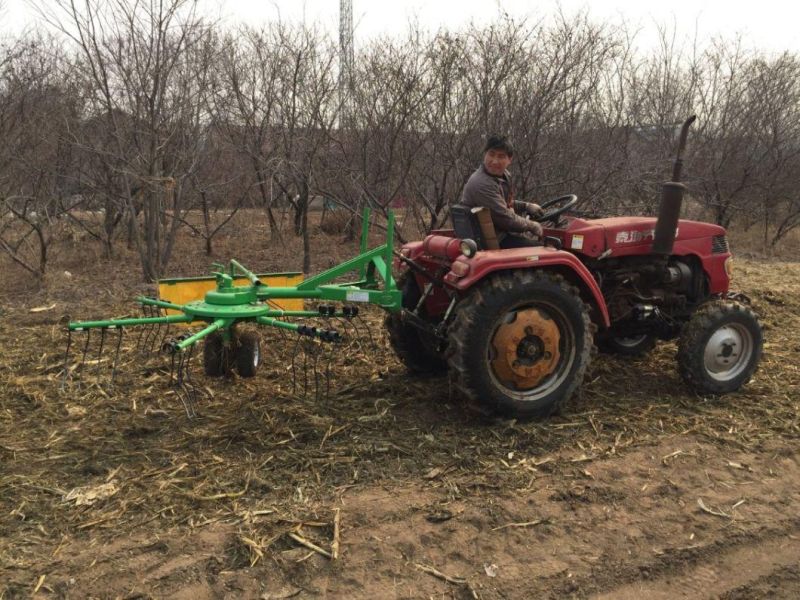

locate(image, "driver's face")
[[483, 149, 512, 176]]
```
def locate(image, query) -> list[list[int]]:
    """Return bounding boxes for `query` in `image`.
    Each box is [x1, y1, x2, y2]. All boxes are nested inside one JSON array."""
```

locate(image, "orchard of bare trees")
[[1, 0, 799, 281]]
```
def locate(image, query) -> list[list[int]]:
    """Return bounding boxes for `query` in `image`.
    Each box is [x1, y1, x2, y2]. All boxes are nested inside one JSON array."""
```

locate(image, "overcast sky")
[[1, 0, 796, 56]]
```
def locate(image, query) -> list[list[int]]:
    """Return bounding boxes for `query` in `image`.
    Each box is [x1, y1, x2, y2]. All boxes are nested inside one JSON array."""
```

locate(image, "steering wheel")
[[537, 194, 579, 223]]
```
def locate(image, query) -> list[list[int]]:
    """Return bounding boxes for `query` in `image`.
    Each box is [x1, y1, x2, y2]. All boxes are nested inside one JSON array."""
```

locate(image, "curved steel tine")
[[95, 327, 107, 379], [302, 340, 309, 398], [142, 305, 158, 355], [159, 319, 172, 353], [79, 328, 92, 375], [169, 350, 177, 385], [110, 327, 124, 385], [291, 334, 302, 395], [150, 308, 164, 353], [312, 339, 321, 401], [331, 311, 359, 352], [61, 328, 73, 389], [135, 304, 148, 350], [175, 346, 197, 419], [137, 304, 150, 353], [345, 314, 366, 353], [355, 313, 377, 349], [324, 338, 336, 398]]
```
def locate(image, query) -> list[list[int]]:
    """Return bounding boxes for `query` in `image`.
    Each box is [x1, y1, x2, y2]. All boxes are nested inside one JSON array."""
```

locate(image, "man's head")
[[483, 135, 513, 176]]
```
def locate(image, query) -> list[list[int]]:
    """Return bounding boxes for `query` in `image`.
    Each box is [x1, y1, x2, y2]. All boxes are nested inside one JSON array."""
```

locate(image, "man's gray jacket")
[[459, 165, 537, 234]]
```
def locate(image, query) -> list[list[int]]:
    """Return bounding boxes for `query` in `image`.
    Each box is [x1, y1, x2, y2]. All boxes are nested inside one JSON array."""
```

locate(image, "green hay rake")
[[62, 209, 401, 415]]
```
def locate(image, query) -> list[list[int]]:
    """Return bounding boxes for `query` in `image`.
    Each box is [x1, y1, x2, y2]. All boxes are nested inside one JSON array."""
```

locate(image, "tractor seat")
[[450, 204, 498, 250]]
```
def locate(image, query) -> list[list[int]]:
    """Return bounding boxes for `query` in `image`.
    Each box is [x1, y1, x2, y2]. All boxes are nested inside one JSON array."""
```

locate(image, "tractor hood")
[[556, 217, 727, 259]]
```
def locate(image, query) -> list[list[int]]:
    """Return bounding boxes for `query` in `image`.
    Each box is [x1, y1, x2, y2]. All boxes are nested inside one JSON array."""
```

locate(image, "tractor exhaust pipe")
[[652, 115, 696, 256]]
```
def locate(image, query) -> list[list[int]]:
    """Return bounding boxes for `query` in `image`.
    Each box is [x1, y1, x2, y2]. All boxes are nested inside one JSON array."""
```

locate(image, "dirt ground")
[[1, 214, 799, 599]]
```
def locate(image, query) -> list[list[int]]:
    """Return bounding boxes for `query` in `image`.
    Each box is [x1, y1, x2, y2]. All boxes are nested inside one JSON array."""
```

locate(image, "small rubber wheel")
[[385, 273, 448, 374], [598, 334, 656, 357], [677, 299, 763, 394], [235, 331, 261, 378], [203, 332, 226, 377]]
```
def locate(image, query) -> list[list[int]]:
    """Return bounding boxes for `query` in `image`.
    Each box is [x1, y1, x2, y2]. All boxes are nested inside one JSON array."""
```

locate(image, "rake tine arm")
[[136, 296, 186, 312], [69, 314, 194, 331], [257, 316, 341, 342], [170, 319, 228, 352], [229, 259, 263, 287]]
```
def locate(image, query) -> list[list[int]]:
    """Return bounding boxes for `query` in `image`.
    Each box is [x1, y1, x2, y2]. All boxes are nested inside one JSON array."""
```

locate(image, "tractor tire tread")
[[445, 269, 594, 419], [385, 273, 447, 375]]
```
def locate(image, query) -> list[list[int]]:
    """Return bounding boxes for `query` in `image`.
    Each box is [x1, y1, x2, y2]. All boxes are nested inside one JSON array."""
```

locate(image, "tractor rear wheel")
[[203, 332, 227, 377], [235, 331, 261, 378], [677, 299, 762, 394], [598, 333, 656, 357], [446, 270, 594, 419], [385, 273, 447, 374]]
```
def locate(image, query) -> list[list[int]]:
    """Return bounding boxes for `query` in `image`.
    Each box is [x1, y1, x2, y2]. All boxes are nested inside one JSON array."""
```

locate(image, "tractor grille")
[[711, 235, 729, 254]]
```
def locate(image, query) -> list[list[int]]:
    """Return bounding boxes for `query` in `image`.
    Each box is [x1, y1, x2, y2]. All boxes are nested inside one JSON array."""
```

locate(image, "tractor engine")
[[591, 255, 706, 339]]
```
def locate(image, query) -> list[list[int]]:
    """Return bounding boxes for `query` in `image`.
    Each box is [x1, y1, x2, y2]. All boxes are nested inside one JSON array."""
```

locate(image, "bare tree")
[[39, 0, 215, 281], [0, 35, 79, 279]]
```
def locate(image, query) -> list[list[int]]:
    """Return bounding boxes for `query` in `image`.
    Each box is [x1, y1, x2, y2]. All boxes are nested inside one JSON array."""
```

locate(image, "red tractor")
[[387, 116, 763, 419]]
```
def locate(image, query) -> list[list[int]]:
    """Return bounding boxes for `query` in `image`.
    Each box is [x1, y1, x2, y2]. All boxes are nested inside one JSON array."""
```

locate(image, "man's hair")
[[483, 135, 514, 157]]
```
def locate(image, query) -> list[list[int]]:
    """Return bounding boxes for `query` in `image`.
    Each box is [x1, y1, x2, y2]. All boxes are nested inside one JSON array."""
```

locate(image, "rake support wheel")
[[235, 331, 261, 378], [385, 273, 447, 375], [446, 270, 594, 419], [203, 332, 227, 377]]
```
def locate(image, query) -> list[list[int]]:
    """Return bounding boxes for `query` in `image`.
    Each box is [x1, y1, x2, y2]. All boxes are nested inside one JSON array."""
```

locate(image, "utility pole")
[[339, 0, 354, 128]]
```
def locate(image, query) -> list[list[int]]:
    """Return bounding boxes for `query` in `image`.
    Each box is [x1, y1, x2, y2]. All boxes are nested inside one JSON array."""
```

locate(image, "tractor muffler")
[[652, 115, 696, 256]]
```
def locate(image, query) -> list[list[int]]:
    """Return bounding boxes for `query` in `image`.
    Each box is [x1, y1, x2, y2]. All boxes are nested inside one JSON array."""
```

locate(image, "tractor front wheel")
[[446, 270, 594, 419], [235, 331, 261, 378], [385, 273, 447, 375], [677, 299, 762, 394]]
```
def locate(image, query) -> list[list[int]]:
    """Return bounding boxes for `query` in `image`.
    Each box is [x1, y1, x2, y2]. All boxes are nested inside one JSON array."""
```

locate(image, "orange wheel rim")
[[490, 308, 561, 390]]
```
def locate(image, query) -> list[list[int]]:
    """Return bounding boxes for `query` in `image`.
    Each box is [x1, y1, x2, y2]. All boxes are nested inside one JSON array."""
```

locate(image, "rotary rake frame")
[[62, 209, 401, 415]]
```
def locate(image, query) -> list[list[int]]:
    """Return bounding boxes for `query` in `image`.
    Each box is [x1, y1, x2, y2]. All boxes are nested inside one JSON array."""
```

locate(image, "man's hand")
[[527, 221, 543, 238], [525, 202, 545, 219]]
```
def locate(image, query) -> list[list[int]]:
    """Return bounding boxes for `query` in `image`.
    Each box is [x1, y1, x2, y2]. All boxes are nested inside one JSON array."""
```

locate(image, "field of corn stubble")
[[1, 213, 799, 599]]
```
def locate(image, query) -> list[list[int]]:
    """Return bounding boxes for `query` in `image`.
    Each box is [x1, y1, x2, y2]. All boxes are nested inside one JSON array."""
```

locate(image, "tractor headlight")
[[725, 256, 733, 278], [459, 238, 478, 258]]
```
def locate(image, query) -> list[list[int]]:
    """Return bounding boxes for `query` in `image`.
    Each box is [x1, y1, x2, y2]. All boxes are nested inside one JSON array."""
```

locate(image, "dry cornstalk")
[[287, 532, 332, 559], [332, 508, 341, 560]]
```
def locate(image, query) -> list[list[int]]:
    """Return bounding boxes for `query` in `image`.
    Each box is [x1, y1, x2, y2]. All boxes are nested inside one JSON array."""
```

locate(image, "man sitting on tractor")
[[460, 135, 544, 248]]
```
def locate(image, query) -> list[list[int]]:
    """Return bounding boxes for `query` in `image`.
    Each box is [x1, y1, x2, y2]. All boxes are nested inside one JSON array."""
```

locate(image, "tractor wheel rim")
[[615, 334, 648, 348], [703, 323, 753, 382], [488, 307, 566, 394]]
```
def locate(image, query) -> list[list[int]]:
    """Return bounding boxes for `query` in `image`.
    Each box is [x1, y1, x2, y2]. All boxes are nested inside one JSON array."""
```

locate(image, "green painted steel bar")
[[229, 259, 262, 286], [263, 309, 353, 318], [69, 313, 194, 331], [256, 287, 324, 299], [175, 318, 228, 351], [359, 206, 370, 280], [384, 211, 395, 289], [371, 256, 389, 281], [256, 316, 305, 332], [136, 296, 185, 311], [288, 244, 388, 291]]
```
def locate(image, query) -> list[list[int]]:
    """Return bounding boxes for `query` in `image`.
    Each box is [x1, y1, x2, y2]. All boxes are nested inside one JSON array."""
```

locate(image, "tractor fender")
[[445, 246, 611, 327]]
